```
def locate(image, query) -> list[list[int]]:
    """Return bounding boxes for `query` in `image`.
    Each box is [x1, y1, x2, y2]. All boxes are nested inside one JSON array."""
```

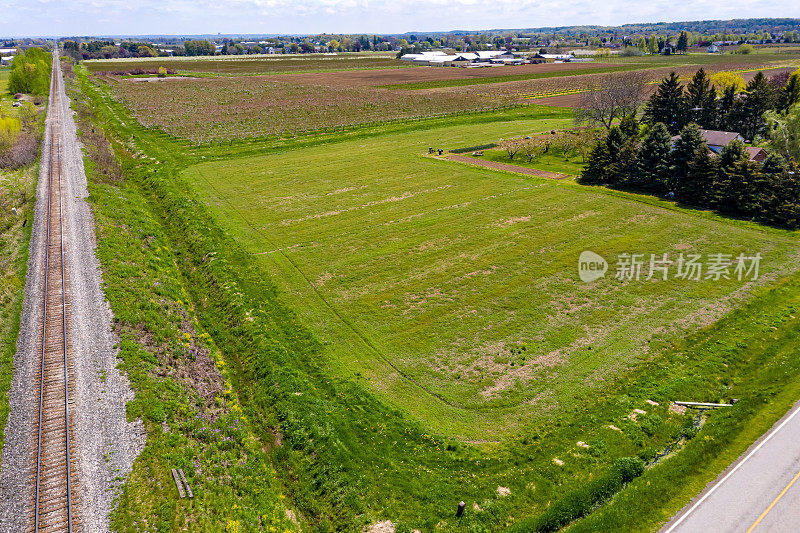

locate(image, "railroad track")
[[29, 51, 78, 533]]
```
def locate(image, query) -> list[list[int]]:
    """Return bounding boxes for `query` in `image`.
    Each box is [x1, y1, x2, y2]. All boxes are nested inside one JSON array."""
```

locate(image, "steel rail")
[[34, 51, 73, 533]]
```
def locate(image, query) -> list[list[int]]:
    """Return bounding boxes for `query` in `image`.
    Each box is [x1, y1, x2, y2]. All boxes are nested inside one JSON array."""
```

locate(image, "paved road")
[[663, 402, 800, 533]]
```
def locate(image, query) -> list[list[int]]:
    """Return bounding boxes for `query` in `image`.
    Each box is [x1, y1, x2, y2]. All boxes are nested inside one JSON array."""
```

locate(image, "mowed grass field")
[[183, 107, 800, 441]]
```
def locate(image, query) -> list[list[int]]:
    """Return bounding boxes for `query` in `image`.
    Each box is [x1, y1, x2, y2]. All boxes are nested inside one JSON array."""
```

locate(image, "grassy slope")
[[0, 163, 36, 456], [184, 116, 800, 442], [79, 64, 800, 532], [0, 80, 42, 458]]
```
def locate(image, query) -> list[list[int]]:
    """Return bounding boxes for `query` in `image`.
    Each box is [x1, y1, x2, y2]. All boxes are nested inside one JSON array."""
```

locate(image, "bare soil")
[[280, 62, 616, 87]]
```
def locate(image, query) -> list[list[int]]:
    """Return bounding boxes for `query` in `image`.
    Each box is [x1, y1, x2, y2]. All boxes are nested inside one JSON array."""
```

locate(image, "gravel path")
[[445, 153, 570, 179], [0, 53, 145, 532]]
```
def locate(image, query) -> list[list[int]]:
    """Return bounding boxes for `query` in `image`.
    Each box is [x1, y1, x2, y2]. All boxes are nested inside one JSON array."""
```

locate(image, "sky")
[[1, 0, 798, 37]]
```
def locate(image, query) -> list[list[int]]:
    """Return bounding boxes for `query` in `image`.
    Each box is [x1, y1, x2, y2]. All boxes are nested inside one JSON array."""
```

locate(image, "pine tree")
[[636, 122, 672, 191], [779, 72, 800, 111], [677, 31, 689, 53], [724, 159, 768, 216], [609, 139, 640, 187], [604, 127, 629, 185], [670, 123, 705, 190], [619, 113, 640, 138], [711, 140, 749, 209], [580, 139, 612, 184], [732, 72, 776, 140], [645, 72, 689, 134], [685, 69, 717, 129], [717, 84, 738, 131], [678, 146, 717, 207]]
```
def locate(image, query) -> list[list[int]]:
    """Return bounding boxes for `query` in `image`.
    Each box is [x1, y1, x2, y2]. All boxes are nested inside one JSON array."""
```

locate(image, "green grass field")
[[471, 146, 587, 175], [184, 108, 800, 441], [77, 61, 800, 530]]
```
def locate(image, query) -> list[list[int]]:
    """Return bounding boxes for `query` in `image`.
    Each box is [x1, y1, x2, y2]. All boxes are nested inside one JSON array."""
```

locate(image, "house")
[[671, 129, 767, 161], [0, 55, 13, 65], [699, 130, 746, 152], [745, 147, 768, 162], [707, 44, 720, 54], [0, 47, 16, 55]]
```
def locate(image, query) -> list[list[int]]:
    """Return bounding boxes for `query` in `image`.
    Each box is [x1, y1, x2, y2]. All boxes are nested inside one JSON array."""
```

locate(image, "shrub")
[[506, 456, 646, 532], [0, 117, 22, 151], [0, 133, 38, 169], [157, 66, 168, 78], [737, 44, 754, 55], [710, 71, 746, 93]]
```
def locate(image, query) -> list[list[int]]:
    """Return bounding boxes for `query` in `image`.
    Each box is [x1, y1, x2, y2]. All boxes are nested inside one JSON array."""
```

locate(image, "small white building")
[[707, 44, 720, 53], [0, 55, 14, 65]]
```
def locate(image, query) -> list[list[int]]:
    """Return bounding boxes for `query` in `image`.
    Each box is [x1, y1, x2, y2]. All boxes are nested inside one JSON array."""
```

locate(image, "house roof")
[[745, 146, 768, 161], [699, 129, 745, 146]]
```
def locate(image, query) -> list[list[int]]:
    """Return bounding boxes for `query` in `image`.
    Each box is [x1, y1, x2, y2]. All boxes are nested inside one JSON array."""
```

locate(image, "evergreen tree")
[[763, 164, 800, 228], [717, 84, 738, 131], [677, 31, 689, 53], [609, 139, 640, 187], [670, 123, 705, 190], [619, 113, 640, 138], [580, 139, 613, 184], [604, 127, 629, 185], [724, 159, 769, 216], [678, 147, 717, 206], [636, 122, 672, 191], [711, 140, 749, 209], [732, 72, 776, 140], [645, 72, 689, 134], [779, 72, 800, 111], [685, 69, 717, 129]]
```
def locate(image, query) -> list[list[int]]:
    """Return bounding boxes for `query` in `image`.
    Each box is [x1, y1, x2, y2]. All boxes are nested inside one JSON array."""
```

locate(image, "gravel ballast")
[[0, 55, 145, 532]]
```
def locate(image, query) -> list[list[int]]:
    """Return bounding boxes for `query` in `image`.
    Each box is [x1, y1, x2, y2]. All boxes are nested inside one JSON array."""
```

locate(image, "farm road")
[[445, 153, 570, 179]]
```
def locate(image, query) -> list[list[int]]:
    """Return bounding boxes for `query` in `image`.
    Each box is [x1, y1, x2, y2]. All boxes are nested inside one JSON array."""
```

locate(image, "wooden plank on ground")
[[171, 468, 185, 498], [178, 468, 194, 498]]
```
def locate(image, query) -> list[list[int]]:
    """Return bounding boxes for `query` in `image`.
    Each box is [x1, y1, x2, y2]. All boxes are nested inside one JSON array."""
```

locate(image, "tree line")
[[7, 47, 51, 96], [579, 69, 800, 229], [644, 68, 800, 139]]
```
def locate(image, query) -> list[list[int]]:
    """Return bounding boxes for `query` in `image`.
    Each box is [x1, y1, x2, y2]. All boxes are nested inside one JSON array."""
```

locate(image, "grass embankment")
[[0, 162, 37, 454], [65, 62, 296, 532], [0, 73, 44, 455], [76, 61, 800, 532]]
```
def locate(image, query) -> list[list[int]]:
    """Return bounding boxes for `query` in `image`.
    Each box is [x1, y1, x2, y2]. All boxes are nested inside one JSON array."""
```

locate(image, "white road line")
[[664, 402, 800, 533]]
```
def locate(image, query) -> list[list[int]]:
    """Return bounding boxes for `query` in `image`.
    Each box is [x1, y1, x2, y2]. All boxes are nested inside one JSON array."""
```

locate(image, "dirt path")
[[0, 51, 144, 533], [445, 153, 571, 179]]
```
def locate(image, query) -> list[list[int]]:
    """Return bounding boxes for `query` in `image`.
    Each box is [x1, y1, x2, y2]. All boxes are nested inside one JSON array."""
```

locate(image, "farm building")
[[399, 49, 522, 66], [0, 55, 13, 65]]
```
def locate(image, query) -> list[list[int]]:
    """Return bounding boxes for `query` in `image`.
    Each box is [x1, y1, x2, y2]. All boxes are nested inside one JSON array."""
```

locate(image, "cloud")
[[0, 0, 797, 36]]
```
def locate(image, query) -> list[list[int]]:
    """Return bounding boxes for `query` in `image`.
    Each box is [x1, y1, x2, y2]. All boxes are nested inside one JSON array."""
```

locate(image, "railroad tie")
[[178, 469, 194, 498], [171, 468, 185, 498]]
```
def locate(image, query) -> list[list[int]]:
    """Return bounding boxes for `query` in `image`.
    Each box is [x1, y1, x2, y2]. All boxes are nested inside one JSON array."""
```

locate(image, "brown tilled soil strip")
[[445, 154, 570, 180]]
